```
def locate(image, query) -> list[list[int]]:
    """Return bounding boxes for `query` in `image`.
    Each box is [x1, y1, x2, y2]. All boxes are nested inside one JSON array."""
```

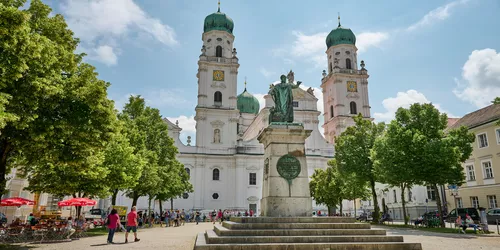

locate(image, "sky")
[[44, 0, 500, 143]]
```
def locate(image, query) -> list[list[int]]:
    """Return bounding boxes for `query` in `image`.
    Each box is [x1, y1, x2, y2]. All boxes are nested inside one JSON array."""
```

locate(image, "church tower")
[[321, 17, 371, 144], [195, 2, 240, 150]]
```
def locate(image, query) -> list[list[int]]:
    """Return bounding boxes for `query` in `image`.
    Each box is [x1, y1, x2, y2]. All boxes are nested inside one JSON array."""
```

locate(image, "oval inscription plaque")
[[276, 154, 301, 180]]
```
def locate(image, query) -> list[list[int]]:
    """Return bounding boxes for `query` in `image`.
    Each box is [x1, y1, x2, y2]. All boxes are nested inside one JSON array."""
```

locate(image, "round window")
[[183, 193, 189, 199], [212, 193, 219, 200]]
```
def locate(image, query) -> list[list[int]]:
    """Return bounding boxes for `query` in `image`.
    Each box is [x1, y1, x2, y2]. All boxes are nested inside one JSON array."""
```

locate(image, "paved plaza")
[[15, 222, 498, 250]]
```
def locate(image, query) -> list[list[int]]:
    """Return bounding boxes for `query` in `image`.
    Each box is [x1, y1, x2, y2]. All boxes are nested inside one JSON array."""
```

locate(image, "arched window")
[[185, 168, 190, 177], [214, 91, 222, 106], [329, 62, 333, 73], [216, 46, 222, 57], [330, 105, 334, 118], [212, 168, 220, 181], [350, 101, 357, 114], [346, 58, 352, 69]]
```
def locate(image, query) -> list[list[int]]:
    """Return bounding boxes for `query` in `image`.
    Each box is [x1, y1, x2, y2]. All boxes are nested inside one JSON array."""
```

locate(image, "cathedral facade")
[[116, 6, 371, 214]]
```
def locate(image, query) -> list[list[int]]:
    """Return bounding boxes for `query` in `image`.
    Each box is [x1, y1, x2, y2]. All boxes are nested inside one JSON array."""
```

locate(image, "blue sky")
[[45, 0, 500, 142]]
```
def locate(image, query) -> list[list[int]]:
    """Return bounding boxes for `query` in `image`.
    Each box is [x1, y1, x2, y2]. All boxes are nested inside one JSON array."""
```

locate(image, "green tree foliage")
[[120, 96, 191, 207], [0, 0, 116, 194], [103, 127, 144, 205], [384, 103, 474, 227], [335, 114, 385, 222]]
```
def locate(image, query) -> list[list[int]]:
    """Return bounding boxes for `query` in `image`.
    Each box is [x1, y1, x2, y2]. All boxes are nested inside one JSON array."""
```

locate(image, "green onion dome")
[[325, 23, 356, 48], [204, 7, 234, 34], [237, 88, 260, 115]]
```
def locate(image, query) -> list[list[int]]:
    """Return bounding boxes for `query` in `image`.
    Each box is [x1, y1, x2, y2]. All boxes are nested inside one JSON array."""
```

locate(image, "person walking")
[[195, 210, 201, 225], [107, 209, 120, 244], [125, 206, 141, 243], [217, 209, 223, 224]]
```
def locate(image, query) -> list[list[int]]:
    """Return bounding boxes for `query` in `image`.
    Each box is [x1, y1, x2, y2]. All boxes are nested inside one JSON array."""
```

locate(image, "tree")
[[0, 0, 116, 194], [309, 162, 343, 215], [335, 114, 385, 222], [387, 103, 475, 227], [103, 129, 144, 205], [372, 118, 421, 224]]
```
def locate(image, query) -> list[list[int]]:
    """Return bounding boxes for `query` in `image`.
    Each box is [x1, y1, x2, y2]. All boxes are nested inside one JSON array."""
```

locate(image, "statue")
[[287, 70, 294, 83], [268, 74, 301, 123], [214, 129, 221, 143]]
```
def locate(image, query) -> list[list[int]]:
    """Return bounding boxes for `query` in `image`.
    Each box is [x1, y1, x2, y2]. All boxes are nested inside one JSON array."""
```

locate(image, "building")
[[113, 6, 373, 214], [445, 104, 500, 211]]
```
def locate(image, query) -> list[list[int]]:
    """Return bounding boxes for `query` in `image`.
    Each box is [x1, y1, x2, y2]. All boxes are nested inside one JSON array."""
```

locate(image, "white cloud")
[[356, 32, 389, 53], [454, 48, 500, 108], [166, 115, 196, 133], [259, 68, 276, 78], [407, 0, 470, 31], [93, 45, 118, 66], [60, 0, 178, 65], [374, 90, 455, 123], [143, 89, 190, 108], [254, 94, 266, 111]]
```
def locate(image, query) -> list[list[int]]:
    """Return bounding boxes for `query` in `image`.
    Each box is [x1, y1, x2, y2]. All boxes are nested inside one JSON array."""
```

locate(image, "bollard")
[[497, 219, 499, 235]]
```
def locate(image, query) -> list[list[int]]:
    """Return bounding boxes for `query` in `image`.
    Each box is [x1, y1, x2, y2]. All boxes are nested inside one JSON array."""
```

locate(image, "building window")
[[346, 58, 352, 69], [182, 193, 189, 199], [212, 193, 219, 200], [214, 91, 222, 106], [350, 101, 357, 114], [249, 173, 256, 185], [478, 133, 488, 148], [408, 189, 412, 202], [185, 168, 190, 177], [330, 105, 334, 118], [456, 198, 463, 208], [487, 195, 497, 208], [293, 101, 299, 107], [483, 161, 494, 179], [471, 196, 479, 208], [427, 186, 436, 201], [216, 46, 222, 57], [212, 168, 220, 181], [466, 165, 475, 181], [496, 129, 500, 144], [393, 190, 397, 203]]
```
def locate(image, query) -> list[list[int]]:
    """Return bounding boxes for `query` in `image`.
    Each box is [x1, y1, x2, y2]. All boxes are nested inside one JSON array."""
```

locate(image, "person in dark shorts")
[[125, 206, 140, 243]]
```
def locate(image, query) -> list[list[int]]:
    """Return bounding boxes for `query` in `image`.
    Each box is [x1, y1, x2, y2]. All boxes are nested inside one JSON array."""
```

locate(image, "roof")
[[447, 118, 460, 128], [446, 104, 500, 130]]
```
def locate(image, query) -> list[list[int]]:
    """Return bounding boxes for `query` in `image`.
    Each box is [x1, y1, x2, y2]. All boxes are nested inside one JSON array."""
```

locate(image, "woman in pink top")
[[107, 209, 120, 244]]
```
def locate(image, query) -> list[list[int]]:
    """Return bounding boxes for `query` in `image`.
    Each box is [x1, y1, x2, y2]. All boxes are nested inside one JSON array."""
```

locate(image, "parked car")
[[486, 208, 500, 224], [446, 207, 480, 223]]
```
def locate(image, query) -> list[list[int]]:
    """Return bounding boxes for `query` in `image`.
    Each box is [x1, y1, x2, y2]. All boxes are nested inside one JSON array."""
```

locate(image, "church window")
[[212, 168, 220, 181], [216, 46, 222, 57], [185, 168, 190, 177], [227, 40, 230, 44], [346, 58, 352, 69], [393, 190, 397, 203], [293, 101, 299, 107], [346, 51, 351, 55], [335, 52, 340, 55], [214, 91, 222, 106], [350, 101, 357, 114], [182, 193, 189, 199], [249, 173, 256, 185], [329, 62, 333, 73], [212, 193, 219, 199], [217, 38, 222, 41], [330, 105, 334, 118], [213, 129, 221, 143], [207, 39, 211, 43]]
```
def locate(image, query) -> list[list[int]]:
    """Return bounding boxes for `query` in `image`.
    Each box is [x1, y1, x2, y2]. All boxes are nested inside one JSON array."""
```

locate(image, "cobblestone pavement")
[[25, 222, 500, 250]]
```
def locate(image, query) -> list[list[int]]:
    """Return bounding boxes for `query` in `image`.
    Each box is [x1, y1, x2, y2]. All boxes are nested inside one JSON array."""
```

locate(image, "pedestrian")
[[249, 209, 254, 217], [217, 209, 223, 224], [181, 209, 186, 226], [125, 206, 141, 243], [65, 216, 76, 239], [107, 209, 120, 244], [195, 210, 201, 225], [211, 210, 217, 224]]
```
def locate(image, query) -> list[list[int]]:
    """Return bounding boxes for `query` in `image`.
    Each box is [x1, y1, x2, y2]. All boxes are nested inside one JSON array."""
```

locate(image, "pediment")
[[293, 87, 318, 101]]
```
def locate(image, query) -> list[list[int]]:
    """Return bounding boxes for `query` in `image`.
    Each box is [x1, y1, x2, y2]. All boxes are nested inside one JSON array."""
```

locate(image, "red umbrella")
[[1, 197, 35, 206], [58, 197, 96, 207]]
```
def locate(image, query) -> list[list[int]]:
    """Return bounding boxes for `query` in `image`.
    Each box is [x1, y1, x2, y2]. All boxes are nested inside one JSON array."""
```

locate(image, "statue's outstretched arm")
[[292, 81, 302, 89]]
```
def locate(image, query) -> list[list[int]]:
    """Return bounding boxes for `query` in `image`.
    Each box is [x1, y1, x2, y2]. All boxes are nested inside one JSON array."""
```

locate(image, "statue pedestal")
[[257, 123, 312, 217]]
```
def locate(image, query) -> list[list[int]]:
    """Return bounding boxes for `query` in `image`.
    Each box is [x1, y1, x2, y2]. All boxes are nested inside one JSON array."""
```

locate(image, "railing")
[[200, 56, 238, 64], [333, 68, 367, 75]]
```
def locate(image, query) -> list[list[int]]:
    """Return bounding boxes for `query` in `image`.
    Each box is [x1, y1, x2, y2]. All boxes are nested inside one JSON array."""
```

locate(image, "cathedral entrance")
[[249, 204, 257, 213]]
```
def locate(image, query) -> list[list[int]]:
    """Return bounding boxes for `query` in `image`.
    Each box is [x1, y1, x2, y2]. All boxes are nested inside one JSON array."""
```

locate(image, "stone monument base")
[[260, 197, 311, 217]]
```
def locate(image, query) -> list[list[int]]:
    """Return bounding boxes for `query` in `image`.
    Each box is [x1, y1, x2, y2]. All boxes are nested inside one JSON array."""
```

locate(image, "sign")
[[276, 154, 301, 181]]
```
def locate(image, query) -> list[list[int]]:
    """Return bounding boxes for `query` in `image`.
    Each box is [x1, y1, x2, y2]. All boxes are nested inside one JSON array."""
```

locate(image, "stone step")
[[230, 216, 356, 224], [214, 225, 386, 236], [205, 230, 404, 244], [195, 233, 422, 250], [223, 221, 371, 230]]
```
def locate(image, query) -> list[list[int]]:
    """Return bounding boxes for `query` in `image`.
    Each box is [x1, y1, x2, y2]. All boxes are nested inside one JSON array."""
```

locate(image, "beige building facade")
[[445, 104, 500, 212]]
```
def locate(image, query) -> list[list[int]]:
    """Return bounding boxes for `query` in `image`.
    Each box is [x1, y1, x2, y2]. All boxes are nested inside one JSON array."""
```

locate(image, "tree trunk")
[[132, 192, 139, 207], [76, 206, 82, 217], [148, 196, 152, 216], [0, 140, 12, 195], [111, 189, 118, 206], [339, 202, 343, 215], [353, 199, 357, 218], [327, 206, 333, 216], [159, 200, 163, 213], [170, 198, 173, 210], [400, 183, 408, 225], [433, 184, 445, 228], [369, 178, 380, 223]]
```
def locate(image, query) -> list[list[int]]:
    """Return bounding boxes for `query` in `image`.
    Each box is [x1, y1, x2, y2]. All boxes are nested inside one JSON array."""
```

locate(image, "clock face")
[[213, 70, 225, 81], [347, 81, 357, 92]]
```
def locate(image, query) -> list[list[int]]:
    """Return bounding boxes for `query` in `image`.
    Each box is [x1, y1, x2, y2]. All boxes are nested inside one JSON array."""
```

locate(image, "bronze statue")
[[269, 73, 301, 123]]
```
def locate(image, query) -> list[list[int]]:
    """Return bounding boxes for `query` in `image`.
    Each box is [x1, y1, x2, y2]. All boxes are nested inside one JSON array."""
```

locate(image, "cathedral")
[[116, 5, 371, 213]]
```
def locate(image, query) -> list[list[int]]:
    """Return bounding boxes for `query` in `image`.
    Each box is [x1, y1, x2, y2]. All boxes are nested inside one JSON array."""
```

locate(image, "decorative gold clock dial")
[[213, 70, 225, 81], [347, 81, 357, 92]]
